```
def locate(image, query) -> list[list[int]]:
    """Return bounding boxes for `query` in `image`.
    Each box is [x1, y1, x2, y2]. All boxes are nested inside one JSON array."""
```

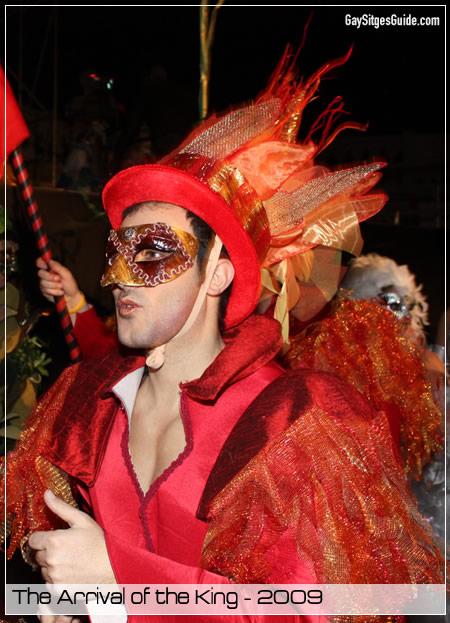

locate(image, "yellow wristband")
[[68, 292, 86, 314]]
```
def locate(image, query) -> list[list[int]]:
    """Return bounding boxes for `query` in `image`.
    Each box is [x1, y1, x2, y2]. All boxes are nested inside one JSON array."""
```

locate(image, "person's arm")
[[36, 257, 118, 357]]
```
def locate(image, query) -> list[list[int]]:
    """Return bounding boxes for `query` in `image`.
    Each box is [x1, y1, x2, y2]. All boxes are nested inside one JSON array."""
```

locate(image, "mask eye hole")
[[135, 248, 172, 262]]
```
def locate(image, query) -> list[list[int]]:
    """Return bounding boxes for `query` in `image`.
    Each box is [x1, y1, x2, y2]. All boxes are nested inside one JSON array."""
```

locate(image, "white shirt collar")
[[112, 367, 145, 423]]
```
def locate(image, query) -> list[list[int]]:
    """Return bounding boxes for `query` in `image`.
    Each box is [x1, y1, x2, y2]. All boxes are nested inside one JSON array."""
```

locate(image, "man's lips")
[[116, 298, 141, 315]]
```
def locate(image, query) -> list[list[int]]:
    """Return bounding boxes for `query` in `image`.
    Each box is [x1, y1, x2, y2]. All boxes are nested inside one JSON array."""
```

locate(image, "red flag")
[[1, 64, 30, 165]]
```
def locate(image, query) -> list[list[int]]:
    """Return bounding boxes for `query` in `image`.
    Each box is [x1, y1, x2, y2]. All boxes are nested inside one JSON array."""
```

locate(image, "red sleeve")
[[72, 307, 118, 359]]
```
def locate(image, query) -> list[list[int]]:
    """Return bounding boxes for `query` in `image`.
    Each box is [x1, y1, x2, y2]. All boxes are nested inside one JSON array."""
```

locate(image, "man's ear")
[[207, 258, 235, 297]]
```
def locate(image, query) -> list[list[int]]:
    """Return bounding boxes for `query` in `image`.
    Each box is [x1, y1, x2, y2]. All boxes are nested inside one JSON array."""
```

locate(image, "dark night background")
[[4, 5, 445, 132], [3, 4, 446, 342]]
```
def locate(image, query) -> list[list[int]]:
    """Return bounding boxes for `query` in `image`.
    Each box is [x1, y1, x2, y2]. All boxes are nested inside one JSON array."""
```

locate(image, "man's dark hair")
[[121, 202, 232, 332], [185, 210, 232, 333]]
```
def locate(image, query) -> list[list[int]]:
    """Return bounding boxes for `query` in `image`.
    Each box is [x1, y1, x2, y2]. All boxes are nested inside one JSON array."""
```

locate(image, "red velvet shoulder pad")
[[49, 349, 144, 409], [197, 367, 378, 520], [44, 350, 145, 484]]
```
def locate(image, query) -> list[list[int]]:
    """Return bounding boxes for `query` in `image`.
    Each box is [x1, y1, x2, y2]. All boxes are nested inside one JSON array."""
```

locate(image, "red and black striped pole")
[[10, 147, 82, 364]]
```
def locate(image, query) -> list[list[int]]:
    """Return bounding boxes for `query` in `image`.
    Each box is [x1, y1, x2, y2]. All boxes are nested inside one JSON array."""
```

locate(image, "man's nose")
[[100, 254, 140, 288]]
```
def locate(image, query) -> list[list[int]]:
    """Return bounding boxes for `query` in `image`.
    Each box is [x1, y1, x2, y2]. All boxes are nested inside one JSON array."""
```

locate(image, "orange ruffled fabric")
[[0, 364, 78, 563], [201, 403, 443, 585], [282, 298, 444, 480]]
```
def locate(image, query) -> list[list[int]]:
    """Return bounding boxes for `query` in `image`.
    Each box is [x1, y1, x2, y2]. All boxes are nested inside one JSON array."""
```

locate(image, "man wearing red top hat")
[[1, 50, 443, 621]]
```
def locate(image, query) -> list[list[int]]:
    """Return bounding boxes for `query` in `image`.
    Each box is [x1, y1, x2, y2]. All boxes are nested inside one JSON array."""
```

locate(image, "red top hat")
[[103, 47, 387, 334]]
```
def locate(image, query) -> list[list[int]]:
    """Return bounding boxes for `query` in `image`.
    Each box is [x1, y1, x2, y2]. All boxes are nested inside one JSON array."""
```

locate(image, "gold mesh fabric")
[[264, 163, 383, 235], [178, 100, 282, 160]]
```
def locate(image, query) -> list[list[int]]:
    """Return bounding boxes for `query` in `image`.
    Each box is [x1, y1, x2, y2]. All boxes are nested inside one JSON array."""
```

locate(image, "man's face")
[[107, 202, 203, 351]]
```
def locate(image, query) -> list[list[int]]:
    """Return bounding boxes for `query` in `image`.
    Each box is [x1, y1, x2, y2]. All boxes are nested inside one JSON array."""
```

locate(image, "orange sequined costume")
[[282, 297, 444, 482]]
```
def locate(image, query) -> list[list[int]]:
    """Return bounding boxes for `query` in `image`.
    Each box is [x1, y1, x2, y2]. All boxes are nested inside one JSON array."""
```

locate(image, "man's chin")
[[116, 330, 151, 352]]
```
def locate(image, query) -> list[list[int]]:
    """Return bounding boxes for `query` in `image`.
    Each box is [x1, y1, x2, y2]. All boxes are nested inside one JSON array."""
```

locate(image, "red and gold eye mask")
[[100, 222, 199, 288]]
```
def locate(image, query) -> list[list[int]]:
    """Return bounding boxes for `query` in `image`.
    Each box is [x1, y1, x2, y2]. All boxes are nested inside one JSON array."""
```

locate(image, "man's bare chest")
[[128, 402, 186, 495]]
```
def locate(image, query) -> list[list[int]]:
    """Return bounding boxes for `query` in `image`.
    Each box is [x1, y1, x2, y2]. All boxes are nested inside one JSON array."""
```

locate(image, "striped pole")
[[10, 147, 82, 364]]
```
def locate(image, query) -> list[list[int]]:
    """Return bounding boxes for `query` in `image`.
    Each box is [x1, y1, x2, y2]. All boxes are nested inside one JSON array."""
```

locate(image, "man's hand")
[[36, 257, 84, 312], [28, 489, 116, 584]]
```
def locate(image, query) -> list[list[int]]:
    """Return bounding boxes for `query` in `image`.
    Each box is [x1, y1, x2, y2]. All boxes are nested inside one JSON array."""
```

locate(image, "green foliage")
[[1, 281, 52, 454], [9, 334, 52, 384]]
